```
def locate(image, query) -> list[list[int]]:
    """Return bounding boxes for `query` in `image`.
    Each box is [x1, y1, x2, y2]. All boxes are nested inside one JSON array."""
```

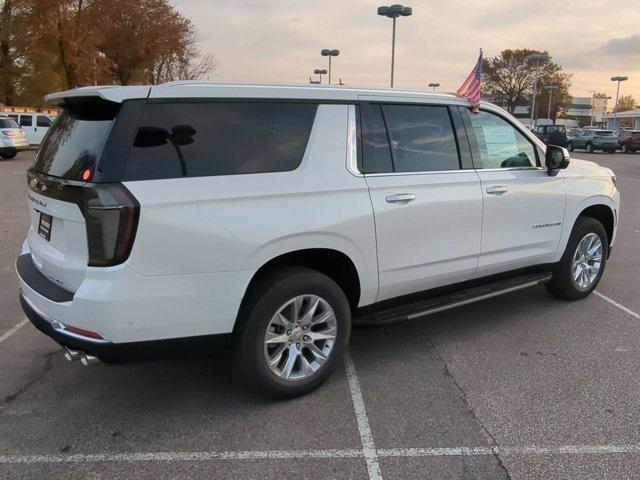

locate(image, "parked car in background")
[[533, 124, 568, 147], [1, 112, 54, 145], [567, 129, 619, 153], [0, 117, 29, 159], [617, 130, 640, 153]]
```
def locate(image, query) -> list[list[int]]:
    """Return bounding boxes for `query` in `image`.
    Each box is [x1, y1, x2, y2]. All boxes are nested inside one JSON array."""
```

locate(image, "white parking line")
[[0, 318, 28, 344], [594, 291, 640, 320], [344, 353, 383, 480], [0, 449, 363, 464], [3, 444, 640, 465]]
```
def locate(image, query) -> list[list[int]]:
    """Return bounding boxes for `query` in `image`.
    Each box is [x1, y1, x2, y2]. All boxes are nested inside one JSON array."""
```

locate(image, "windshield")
[[32, 102, 119, 180], [595, 131, 615, 137], [0, 118, 19, 128]]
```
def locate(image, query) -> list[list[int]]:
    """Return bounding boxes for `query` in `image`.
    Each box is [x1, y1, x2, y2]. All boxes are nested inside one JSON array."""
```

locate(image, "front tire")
[[546, 216, 608, 300], [0, 152, 17, 159], [234, 267, 351, 398]]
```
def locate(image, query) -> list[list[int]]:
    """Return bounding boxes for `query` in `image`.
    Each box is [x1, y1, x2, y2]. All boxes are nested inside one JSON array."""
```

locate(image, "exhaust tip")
[[64, 347, 82, 361], [80, 354, 100, 366]]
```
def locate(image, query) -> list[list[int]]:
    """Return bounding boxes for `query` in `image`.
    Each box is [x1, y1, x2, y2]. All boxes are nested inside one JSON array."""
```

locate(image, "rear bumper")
[[20, 293, 231, 363], [16, 248, 249, 345]]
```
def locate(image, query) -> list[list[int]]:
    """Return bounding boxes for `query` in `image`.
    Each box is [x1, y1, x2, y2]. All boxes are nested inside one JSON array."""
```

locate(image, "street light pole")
[[526, 53, 549, 128], [611, 75, 628, 130], [378, 4, 412, 88], [321, 49, 340, 84], [588, 90, 596, 127], [428, 82, 440, 91], [313, 69, 327, 84], [544, 85, 558, 123]]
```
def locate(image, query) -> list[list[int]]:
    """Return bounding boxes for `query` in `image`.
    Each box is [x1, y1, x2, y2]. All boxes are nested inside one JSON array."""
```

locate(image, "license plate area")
[[38, 211, 52, 241]]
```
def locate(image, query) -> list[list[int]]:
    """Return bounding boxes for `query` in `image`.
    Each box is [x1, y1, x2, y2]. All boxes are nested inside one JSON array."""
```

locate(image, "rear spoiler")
[[45, 86, 151, 105]]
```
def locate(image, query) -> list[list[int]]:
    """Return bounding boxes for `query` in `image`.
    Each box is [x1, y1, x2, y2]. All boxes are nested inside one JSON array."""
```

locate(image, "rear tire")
[[234, 267, 351, 398], [0, 152, 16, 159], [546, 216, 608, 300]]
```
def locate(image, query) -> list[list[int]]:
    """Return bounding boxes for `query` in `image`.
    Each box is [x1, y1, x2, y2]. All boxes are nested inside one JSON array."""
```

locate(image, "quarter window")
[[125, 102, 317, 181], [465, 110, 537, 169], [383, 104, 460, 172]]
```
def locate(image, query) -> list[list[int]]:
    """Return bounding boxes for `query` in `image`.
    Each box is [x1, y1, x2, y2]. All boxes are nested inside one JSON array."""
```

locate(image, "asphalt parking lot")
[[1, 150, 639, 479]]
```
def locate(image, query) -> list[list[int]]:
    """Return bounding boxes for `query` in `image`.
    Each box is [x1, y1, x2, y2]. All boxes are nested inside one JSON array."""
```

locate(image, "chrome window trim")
[[346, 104, 362, 176], [363, 166, 545, 178]]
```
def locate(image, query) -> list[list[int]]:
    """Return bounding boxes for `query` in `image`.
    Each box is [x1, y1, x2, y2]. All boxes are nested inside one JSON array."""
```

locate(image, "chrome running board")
[[355, 272, 553, 326]]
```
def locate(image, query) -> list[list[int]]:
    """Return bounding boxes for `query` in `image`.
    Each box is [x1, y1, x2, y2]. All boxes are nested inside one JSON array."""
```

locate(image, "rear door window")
[[360, 104, 393, 174], [381, 104, 460, 172], [125, 102, 318, 181], [19, 115, 33, 127]]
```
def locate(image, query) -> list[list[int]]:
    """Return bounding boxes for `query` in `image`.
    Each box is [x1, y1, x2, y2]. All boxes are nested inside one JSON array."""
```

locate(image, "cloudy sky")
[[178, 0, 640, 102]]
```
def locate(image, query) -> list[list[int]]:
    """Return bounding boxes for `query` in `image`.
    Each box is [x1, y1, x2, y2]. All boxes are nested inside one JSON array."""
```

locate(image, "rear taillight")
[[83, 184, 139, 267]]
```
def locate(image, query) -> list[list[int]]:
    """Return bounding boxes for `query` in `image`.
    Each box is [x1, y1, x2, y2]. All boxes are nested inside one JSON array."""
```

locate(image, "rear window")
[[0, 118, 19, 128], [595, 131, 615, 136], [32, 102, 119, 180], [124, 102, 318, 181]]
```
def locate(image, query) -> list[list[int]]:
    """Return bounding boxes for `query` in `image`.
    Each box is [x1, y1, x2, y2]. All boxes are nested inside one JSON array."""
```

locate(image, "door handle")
[[385, 193, 416, 204], [486, 186, 508, 196]]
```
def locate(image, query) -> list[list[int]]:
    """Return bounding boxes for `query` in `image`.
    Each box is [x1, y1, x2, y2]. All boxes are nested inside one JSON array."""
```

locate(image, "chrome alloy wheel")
[[571, 233, 603, 289], [264, 295, 337, 381]]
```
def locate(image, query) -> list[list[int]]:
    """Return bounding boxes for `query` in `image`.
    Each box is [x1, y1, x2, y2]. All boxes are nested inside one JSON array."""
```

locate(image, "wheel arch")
[[233, 248, 365, 337], [578, 203, 615, 247]]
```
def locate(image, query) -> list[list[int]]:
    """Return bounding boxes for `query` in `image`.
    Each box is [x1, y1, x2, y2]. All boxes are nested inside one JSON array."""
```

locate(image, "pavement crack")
[[416, 326, 512, 480], [0, 349, 58, 410]]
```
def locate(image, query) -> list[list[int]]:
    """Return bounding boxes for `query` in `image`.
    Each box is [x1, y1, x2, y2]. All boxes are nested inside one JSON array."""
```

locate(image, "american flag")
[[457, 49, 483, 111]]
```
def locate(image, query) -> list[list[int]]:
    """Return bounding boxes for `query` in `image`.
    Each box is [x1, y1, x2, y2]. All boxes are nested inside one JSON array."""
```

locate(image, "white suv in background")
[[2, 112, 54, 145], [16, 83, 620, 397]]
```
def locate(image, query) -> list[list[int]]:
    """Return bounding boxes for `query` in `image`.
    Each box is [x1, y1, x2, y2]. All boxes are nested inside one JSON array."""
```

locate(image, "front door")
[[360, 101, 484, 301], [460, 108, 565, 275]]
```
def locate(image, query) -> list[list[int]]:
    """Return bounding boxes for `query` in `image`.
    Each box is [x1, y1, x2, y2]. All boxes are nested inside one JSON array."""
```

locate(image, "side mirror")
[[545, 145, 570, 176]]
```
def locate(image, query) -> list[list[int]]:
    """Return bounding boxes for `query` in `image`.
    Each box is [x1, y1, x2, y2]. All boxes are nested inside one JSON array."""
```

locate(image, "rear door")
[[460, 107, 565, 274], [360, 101, 483, 301]]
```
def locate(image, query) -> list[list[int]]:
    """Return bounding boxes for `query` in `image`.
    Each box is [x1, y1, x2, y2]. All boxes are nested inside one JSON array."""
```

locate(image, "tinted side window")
[[125, 102, 317, 181], [361, 104, 393, 173], [464, 110, 537, 169], [37, 116, 52, 127], [20, 115, 33, 127], [382, 104, 460, 172]]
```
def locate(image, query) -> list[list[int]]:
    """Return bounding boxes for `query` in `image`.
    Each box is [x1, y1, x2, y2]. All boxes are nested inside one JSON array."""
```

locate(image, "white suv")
[[16, 83, 620, 397]]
